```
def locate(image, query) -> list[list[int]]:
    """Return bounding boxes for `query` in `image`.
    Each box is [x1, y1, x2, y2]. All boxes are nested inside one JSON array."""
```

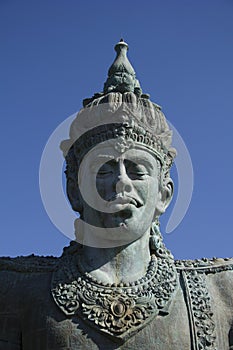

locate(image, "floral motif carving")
[[51, 254, 178, 341], [182, 270, 217, 350], [111, 136, 134, 153], [176, 257, 233, 274]]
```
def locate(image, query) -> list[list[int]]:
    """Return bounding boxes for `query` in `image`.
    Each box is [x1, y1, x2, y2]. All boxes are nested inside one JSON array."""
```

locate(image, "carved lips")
[[107, 194, 142, 209]]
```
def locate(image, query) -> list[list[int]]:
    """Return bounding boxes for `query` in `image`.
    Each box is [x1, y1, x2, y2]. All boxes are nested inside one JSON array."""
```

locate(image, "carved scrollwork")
[[182, 270, 217, 350], [51, 254, 178, 341]]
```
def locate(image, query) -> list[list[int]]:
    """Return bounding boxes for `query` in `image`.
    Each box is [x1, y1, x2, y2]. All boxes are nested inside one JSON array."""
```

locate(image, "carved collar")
[[51, 253, 178, 341]]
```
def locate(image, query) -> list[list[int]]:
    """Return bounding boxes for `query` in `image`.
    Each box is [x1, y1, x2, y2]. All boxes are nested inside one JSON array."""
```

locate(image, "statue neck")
[[78, 230, 151, 285]]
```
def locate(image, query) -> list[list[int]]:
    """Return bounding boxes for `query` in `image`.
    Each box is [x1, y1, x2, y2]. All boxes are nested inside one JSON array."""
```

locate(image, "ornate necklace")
[[51, 253, 178, 341]]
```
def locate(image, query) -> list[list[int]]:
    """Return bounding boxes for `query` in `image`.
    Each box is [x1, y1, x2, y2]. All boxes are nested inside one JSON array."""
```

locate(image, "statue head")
[[61, 40, 176, 248]]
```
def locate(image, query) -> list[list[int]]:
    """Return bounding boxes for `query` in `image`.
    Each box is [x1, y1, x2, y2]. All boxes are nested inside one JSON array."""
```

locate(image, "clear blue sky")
[[1, 0, 233, 259]]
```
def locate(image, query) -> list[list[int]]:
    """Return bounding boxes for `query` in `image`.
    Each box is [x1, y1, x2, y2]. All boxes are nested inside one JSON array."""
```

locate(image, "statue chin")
[[75, 207, 152, 248]]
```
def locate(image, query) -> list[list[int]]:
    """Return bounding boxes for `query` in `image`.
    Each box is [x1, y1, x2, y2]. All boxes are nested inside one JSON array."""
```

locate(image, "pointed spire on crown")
[[107, 39, 135, 77], [83, 40, 151, 107], [103, 39, 142, 96]]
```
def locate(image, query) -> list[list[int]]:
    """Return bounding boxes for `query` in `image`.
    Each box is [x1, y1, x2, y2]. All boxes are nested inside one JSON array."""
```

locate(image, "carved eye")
[[96, 162, 114, 178], [126, 161, 149, 179]]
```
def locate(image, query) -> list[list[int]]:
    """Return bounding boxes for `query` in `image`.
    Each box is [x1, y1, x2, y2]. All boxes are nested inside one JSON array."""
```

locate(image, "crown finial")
[[103, 40, 142, 96]]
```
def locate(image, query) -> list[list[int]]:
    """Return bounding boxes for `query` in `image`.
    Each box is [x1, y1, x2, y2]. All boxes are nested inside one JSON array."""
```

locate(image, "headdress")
[[61, 39, 176, 179]]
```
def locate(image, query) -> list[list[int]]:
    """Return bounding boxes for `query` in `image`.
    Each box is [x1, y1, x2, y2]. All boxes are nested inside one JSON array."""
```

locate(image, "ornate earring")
[[149, 219, 174, 260], [149, 219, 161, 253]]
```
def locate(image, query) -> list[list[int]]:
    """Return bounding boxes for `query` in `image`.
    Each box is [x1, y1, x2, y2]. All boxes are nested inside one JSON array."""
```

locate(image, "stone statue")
[[1, 39, 233, 350]]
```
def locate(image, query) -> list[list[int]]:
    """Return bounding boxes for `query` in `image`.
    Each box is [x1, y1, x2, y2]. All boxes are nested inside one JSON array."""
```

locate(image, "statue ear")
[[155, 178, 174, 216], [67, 178, 83, 213]]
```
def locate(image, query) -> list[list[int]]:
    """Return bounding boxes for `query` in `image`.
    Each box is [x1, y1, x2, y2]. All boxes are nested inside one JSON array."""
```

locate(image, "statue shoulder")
[[0, 254, 60, 273], [175, 257, 233, 308], [0, 241, 80, 273], [175, 256, 233, 273], [0, 255, 61, 314], [175, 257, 233, 301]]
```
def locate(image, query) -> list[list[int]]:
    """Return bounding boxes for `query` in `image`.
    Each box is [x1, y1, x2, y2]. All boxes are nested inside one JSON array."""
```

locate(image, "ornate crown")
[[61, 40, 176, 176]]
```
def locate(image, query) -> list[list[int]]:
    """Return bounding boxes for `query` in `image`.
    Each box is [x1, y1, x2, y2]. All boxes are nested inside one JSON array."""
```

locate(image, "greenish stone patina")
[[104, 39, 142, 96], [0, 40, 233, 350]]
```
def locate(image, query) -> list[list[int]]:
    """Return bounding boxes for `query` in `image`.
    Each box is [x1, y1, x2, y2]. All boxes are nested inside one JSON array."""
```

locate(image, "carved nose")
[[116, 173, 132, 194], [115, 161, 132, 193]]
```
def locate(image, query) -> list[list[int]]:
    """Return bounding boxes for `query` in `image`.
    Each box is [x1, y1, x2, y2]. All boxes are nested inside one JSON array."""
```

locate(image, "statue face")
[[73, 140, 172, 245], [95, 148, 159, 228]]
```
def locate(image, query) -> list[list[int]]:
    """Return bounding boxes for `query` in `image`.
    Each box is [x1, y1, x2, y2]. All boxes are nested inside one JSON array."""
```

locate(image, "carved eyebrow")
[[125, 158, 154, 170], [94, 155, 155, 170], [90, 155, 115, 172]]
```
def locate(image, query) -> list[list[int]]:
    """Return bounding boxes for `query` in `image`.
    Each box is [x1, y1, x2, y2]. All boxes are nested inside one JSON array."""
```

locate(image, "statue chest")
[[7, 259, 233, 350], [46, 257, 232, 350], [19, 270, 192, 350], [26, 292, 191, 350]]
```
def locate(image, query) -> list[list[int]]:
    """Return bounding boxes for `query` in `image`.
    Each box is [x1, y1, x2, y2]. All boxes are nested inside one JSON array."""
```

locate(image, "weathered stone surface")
[[0, 249, 233, 349], [1, 41, 233, 349]]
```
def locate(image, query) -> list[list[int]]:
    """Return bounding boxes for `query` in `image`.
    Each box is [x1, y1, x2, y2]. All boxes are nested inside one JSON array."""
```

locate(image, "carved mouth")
[[107, 195, 142, 208]]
